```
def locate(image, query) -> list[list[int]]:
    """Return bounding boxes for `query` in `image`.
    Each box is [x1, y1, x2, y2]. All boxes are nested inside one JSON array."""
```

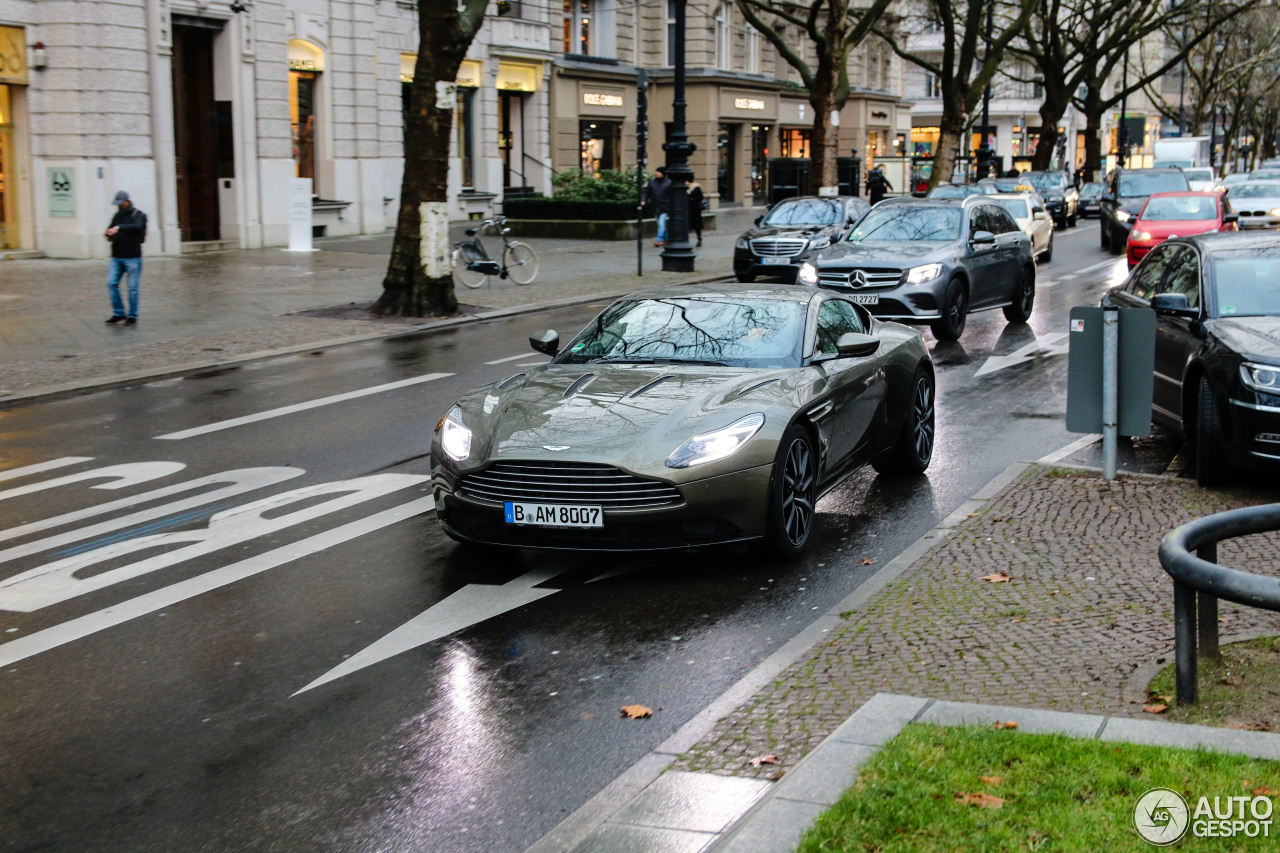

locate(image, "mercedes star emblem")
[[851, 269, 868, 288]]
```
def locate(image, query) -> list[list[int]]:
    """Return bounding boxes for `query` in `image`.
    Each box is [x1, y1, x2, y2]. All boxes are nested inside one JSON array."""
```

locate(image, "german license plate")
[[761, 257, 793, 265], [504, 501, 603, 528], [850, 294, 879, 305]]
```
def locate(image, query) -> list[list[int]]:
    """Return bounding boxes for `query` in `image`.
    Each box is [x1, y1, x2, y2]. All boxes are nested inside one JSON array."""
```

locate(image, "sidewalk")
[[533, 447, 1280, 852], [0, 209, 759, 399]]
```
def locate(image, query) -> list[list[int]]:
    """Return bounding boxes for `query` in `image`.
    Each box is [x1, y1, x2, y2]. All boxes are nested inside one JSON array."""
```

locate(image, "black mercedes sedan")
[[734, 195, 870, 283], [1102, 231, 1280, 486], [797, 196, 1036, 340]]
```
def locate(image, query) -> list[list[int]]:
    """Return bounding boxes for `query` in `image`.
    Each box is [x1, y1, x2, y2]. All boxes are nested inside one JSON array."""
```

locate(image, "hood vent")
[[498, 373, 526, 389], [735, 378, 781, 398], [629, 376, 672, 398], [563, 373, 596, 397]]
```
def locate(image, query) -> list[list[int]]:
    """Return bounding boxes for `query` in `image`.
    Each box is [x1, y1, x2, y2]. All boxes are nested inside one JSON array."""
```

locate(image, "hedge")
[[502, 196, 647, 221]]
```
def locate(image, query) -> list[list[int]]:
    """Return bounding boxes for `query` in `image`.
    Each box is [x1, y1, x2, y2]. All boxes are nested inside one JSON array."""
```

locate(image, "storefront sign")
[[871, 110, 889, 119], [496, 62, 539, 92], [288, 58, 319, 71], [0, 26, 28, 85], [47, 168, 75, 218], [583, 92, 624, 107], [400, 58, 483, 88], [287, 39, 325, 73], [734, 97, 765, 111]]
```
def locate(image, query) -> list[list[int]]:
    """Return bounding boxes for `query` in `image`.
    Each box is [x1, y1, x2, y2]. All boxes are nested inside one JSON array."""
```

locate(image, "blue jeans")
[[107, 257, 142, 319], [657, 212, 669, 243]]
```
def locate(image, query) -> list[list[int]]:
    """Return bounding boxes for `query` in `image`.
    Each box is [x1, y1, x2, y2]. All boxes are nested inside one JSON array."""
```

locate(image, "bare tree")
[[373, 0, 488, 318], [881, 0, 1037, 188], [736, 0, 895, 194]]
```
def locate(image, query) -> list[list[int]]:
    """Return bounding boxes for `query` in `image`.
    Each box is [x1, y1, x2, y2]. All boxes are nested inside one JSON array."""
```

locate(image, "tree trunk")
[[1080, 88, 1104, 183], [806, 62, 840, 195], [930, 108, 970, 188], [1031, 95, 1069, 171], [373, 0, 477, 318]]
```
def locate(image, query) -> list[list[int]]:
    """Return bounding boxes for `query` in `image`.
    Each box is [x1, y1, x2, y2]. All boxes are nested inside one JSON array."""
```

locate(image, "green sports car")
[[431, 284, 935, 556]]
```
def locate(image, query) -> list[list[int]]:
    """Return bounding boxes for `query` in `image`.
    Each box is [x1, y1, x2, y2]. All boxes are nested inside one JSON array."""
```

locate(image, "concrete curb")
[[0, 274, 735, 408], [525, 457, 1038, 853]]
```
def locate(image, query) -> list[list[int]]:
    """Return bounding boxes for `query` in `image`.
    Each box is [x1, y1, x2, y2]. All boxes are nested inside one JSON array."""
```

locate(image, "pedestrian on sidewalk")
[[644, 166, 671, 246], [687, 173, 707, 247], [104, 190, 148, 326], [865, 165, 892, 205]]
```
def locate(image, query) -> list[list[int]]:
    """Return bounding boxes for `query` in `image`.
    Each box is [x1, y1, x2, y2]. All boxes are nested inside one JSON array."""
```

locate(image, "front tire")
[[1041, 235, 1054, 264], [1003, 266, 1036, 324], [931, 279, 968, 341], [452, 248, 488, 289], [1195, 376, 1228, 488], [503, 243, 539, 285], [1109, 226, 1124, 255], [873, 366, 936, 476], [735, 270, 757, 283], [766, 425, 817, 558], [1100, 224, 1111, 252]]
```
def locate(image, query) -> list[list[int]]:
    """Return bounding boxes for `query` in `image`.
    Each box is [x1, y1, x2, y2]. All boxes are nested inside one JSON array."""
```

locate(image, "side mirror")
[[1033, 210, 1049, 221], [1150, 293, 1198, 318], [1224, 213, 1239, 224], [530, 330, 560, 356], [835, 332, 881, 358], [754, 216, 763, 226], [969, 230, 997, 245]]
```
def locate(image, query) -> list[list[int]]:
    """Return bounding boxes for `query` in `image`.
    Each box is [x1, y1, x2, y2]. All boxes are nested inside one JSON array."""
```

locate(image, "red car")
[[1126, 191, 1237, 267]]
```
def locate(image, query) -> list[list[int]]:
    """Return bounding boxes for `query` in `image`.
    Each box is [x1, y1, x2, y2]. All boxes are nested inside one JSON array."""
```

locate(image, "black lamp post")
[[1117, 49, 1129, 169], [661, 0, 697, 272]]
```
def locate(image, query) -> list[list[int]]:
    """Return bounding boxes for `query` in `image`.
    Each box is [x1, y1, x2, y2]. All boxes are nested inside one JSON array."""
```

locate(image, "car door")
[[965, 204, 1008, 308], [986, 204, 1026, 303], [1150, 245, 1204, 425], [811, 298, 886, 471], [1029, 198, 1052, 254], [1107, 245, 1179, 423]]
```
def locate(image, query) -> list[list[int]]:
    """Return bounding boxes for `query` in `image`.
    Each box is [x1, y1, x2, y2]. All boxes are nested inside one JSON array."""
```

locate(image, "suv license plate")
[[761, 257, 793, 265], [504, 501, 603, 528], [850, 295, 879, 305]]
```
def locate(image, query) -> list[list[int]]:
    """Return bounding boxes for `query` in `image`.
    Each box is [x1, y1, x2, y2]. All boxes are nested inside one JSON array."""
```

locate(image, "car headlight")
[[1131, 231, 1152, 242], [1241, 363, 1280, 394], [437, 405, 473, 461], [666, 413, 765, 469], [797, 262, 819, 285], [1271, 208, 1280, 217], [808, 236, 830, 250], [1114, 210, 1132, 222], [905, 263, 943, 284], [736, 236, 750, 250]]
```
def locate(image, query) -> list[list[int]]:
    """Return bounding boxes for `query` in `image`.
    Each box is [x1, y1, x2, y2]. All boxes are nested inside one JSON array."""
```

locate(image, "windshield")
[[1139, 196, 1217, 221], [1213, 249, 1280, 318], [556, 297, 806, 368], [1026, 174, 1063, 191], [1080, 182, 1105, 197], [1184, 169, 1214, 183], [993, 198, 1031, 220], [848, 206, 962, 242], [1117, 172, 1190, 197], [762, 198, 844, 227], [1229, 184, 1280, 199]]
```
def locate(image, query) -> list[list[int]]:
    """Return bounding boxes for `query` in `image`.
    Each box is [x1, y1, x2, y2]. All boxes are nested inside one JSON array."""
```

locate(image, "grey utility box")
[[1065, 306, 1156, 436]]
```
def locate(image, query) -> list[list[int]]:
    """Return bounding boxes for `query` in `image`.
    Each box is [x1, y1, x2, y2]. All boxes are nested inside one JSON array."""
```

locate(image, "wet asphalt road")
[[0, 223, 1137, 852]]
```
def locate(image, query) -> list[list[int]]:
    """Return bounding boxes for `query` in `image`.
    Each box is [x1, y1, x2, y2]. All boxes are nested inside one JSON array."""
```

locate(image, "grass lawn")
[[796, 723, 1280, 852], [1148, 637, 1280, 730]]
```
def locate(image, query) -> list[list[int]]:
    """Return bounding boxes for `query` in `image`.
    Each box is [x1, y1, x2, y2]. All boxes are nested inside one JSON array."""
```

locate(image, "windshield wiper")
[[590, 355, 731, 366]]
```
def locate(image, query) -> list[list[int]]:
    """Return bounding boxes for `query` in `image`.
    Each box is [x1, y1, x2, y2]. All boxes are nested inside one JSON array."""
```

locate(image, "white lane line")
[[0, 497, 436, 669], [485, 353, 533, 365], [0, 458, 92, 483], [155, 373, 453, 440], [1075, 259, 1122, 276], [1060, 274, 1079, 281]]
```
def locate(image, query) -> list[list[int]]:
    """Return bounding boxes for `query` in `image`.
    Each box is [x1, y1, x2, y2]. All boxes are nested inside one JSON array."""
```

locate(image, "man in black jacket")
[[104, 190, 148, 325], [865, 166, 892, 204]]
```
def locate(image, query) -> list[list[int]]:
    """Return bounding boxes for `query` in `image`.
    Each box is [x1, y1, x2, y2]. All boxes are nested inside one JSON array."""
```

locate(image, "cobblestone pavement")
[[674, 464, 1280, 779]]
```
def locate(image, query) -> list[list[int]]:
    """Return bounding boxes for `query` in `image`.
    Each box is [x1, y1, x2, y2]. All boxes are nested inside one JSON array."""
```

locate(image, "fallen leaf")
[[1222, 676, 1242, 686], [980, 776, 1004, 786], [981, 572, 1011, 583], [993, 720, 1018, 730], [1048, 617, 1063, 623], [954, 791, 1005, 808], [619, 704, 653, 719], [580, 712, 594, 720], [1048, 590, 1058, 595], [767, 769, 786, 781], [991, 517, 1005, 522], [861, 557, 876, 565], [1143, 703, 1169, 714], [1254, 786, 1280, 796], [749, 755, 779, 767], [1230, 722, 1275, 732], [967, 512, 980, 518]]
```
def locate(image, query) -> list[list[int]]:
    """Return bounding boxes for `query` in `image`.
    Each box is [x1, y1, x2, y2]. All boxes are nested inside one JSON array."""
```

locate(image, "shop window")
[[781, 128, 810, 159], [579, 120, 621, 175], [564, 0, 591, 55], [288, 39, 324, 194]]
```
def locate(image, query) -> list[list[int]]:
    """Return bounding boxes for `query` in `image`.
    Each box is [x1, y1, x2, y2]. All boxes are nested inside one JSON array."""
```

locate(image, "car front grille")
[[459, 461, 683, 510], [817, 268, 904, 290], [750, 238, 808, 257]]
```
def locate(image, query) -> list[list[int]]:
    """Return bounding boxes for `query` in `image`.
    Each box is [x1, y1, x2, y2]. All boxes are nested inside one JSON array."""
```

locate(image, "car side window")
[[969, 205, 993, 234], [988, 206, 1019, 233], [815, 300, 866, 355], [1159, 246, 1202, 309], [1126, 247, 1174, 301]]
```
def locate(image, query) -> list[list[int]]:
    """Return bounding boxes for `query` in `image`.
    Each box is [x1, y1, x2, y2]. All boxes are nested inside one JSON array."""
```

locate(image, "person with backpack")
[[103, 190, 148, 325], [686, 173, 707, 247], [865, 166, 892, 204]]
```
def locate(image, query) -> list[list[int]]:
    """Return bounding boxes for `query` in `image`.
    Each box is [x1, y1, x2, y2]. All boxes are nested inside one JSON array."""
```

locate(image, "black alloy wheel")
[[931, 279, 968, 341], [1109, 225, 1125, 255], [1100, 223, 1110, 251], [873, 367, 936, 476], [1195, 376, 1228, 488], [767, 424, 817, 557], [1003, 266, 1036, 323]]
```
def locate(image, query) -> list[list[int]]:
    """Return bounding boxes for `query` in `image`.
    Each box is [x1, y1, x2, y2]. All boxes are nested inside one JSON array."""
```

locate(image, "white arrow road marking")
[[155, 372, 453, 440], [0, 462, 186, 502], [0, 497, 435, 670], [294, 555, 589, 695], [485, 353, 533, 365], [974, 332, 1070, 377], [0, 458, 93, 483]]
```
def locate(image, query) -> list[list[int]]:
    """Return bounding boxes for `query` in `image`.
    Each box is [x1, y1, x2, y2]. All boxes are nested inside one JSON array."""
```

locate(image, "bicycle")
[[451, 215, 540, 288]]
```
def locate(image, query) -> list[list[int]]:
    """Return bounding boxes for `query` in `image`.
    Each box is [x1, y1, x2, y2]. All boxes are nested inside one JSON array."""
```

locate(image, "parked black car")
[[1102, 231, 1280, 486], [797, 196, 1036, 341], [1078, 181, 1105, 218], [1099, 168, 1191, 255], [734, 195, 870, 283], [1021, 171, 1080, 228]]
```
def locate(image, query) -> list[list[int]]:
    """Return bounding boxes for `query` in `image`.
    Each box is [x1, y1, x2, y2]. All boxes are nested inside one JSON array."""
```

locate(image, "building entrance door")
[[751, 124, 770, 206], [0, 84, 18, 250], [718, 123, 738, 204], [499, 91, 528, 192], [172, 23, 220, 242]]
